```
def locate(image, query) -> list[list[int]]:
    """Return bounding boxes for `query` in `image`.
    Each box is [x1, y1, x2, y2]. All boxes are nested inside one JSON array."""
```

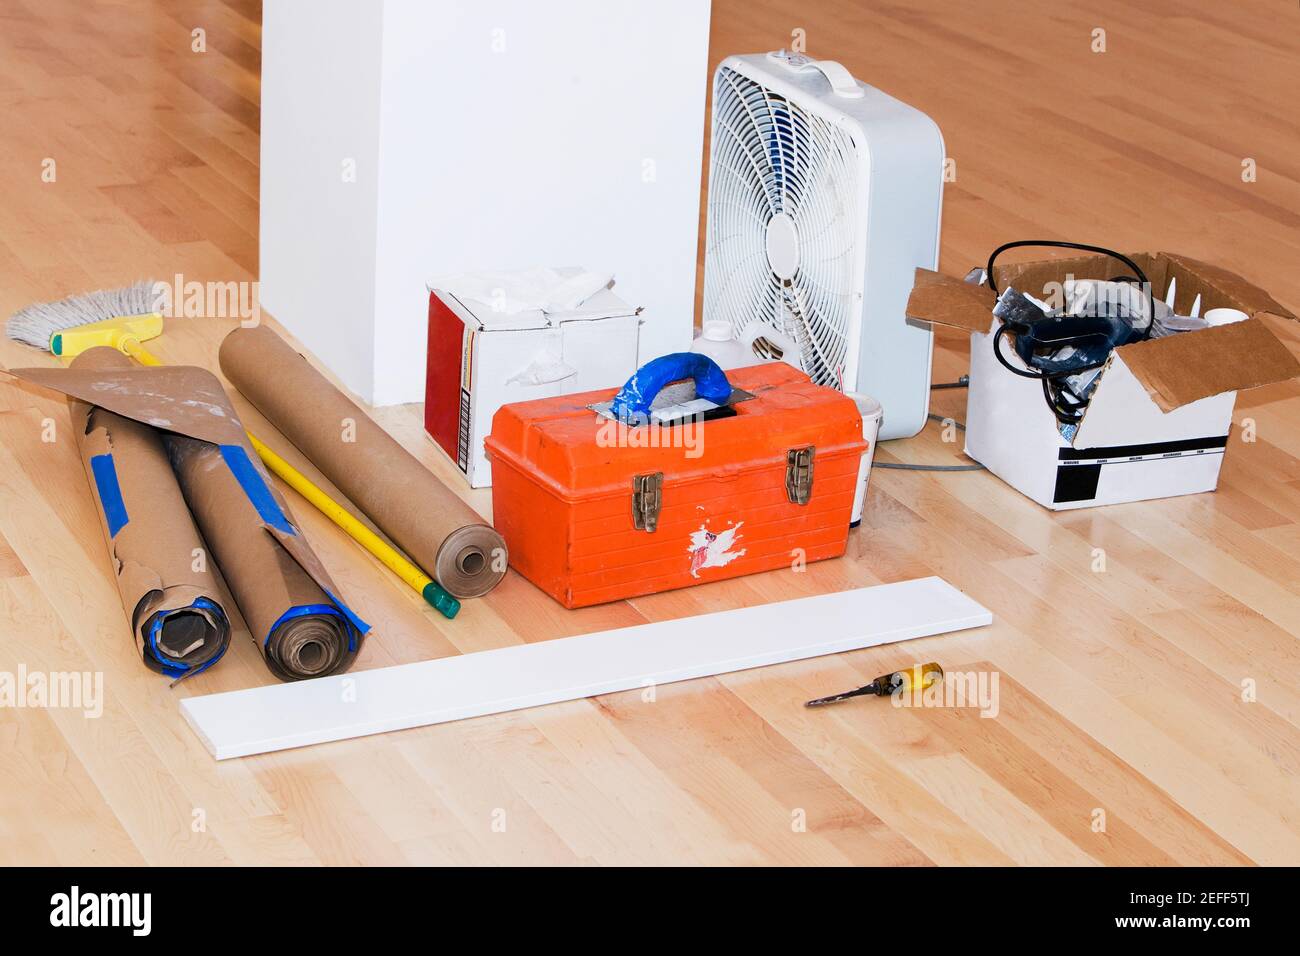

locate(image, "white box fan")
[[702, 50, 945, 439]]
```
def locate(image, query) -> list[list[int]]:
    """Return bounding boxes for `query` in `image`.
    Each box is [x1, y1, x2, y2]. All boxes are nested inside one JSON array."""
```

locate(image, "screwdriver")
[[805, 662, 944, 707]]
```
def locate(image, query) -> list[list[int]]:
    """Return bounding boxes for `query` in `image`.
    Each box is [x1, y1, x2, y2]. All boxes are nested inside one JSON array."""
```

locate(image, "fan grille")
[[703, 65, 861, 389]]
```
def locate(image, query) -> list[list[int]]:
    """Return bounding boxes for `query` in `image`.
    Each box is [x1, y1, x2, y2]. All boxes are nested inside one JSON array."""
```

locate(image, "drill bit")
[[805, 683, 888, 707]]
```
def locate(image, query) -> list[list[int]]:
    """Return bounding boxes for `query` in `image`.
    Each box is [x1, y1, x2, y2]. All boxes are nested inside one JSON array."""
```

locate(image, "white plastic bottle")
[[690, 320, 757, 370], [847, 393, 883, 528]]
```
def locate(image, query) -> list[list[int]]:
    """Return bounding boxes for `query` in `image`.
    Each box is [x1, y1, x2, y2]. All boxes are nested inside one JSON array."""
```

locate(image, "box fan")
[[702, 50, 945, 439]]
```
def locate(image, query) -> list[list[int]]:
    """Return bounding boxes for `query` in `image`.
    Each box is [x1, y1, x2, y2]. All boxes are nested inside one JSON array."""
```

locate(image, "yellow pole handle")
[[246, 434, 457, 610], [119, 336, 163, 366], [116, 335, 459, 618]]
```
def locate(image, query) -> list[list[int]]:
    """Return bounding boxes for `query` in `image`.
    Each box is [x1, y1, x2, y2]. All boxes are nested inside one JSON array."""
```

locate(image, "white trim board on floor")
[[181, 577, 991, 759]]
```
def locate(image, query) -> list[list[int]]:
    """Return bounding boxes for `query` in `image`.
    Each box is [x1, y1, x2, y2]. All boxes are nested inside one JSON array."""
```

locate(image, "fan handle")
[[767, 50, 864, 99]]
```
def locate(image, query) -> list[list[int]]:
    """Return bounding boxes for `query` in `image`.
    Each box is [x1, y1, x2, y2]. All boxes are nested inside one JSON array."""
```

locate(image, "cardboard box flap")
[[905, 268, 996, 332], [427, 267, 617, 329], [548, 309, 639, 324], [986, 249, 1295, 323], [433, 292, 551, 332], [1160, 253, 1297, 322], [1114, 318, 1300, 412], [473, 308, 552, 331], [546, 287, 642, 325], [905, 252, 1300, 412], [992, 252, 1161, 299], [430, 287, 638, 332]]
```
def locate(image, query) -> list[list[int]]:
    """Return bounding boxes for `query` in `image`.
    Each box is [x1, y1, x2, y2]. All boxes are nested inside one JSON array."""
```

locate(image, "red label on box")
[[425, 292, 470, 473]]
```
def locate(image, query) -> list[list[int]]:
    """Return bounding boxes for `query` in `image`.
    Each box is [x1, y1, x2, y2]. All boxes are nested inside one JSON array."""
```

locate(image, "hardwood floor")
[[1, 0, 1297, 865]]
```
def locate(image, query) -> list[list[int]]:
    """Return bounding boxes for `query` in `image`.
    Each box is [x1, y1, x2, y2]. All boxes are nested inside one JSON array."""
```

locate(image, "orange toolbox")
[[484, 354, 868, 608]]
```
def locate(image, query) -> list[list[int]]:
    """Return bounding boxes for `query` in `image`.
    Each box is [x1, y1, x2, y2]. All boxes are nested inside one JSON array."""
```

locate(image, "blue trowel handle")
[[609, 352, 733, 422]]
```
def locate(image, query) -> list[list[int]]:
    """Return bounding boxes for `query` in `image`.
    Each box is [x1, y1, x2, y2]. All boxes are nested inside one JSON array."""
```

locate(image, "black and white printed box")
[[906, 252, 1298, 510]]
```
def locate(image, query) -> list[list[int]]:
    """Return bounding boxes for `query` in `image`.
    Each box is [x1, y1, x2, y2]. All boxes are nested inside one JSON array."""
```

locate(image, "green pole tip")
[[422, 581, 460, 620]]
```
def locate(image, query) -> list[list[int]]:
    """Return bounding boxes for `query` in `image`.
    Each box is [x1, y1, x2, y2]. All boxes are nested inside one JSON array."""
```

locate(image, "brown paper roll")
[[68, 348, 230, 679], [165, 434, 359, 681], [220, 325, 507, 598], [14, 351, 366, 683]]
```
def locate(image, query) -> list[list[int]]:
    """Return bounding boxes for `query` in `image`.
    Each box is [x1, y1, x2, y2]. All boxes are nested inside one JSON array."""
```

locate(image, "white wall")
[[261, 0, 712, 406], [260, 0, 385, 399]]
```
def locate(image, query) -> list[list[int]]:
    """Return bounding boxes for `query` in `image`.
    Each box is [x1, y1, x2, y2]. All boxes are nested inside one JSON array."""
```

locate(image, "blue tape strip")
[[146, 597, 228, 678], [219, 446, 368, 656], [324, 589, 370, 651], [265, 604, 339, 646], [219, 444, 295, 534], [265, 601, 364, 654], [89, 453, 129, 537]]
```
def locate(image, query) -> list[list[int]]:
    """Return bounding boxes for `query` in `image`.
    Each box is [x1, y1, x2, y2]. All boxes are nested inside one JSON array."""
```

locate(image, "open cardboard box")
[[906, 252, 1300, 509]]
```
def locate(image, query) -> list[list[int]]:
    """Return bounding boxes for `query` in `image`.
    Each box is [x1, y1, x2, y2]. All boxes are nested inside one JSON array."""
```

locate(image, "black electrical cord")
[[930, 375, 970, 390], [985, 240, 1155, 425], [873, 414, 986, 471], [991, 325, 1105, 425], [875, 462, 985, 472], [992, 325, 1046, 379], [985, 241, 1153, 309]]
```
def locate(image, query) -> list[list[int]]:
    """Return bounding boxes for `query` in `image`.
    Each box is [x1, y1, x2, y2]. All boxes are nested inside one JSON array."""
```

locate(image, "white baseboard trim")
[[181, 577, 991, 759]]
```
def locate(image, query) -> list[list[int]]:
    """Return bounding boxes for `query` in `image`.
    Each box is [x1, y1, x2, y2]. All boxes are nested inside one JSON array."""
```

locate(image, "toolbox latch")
[[632, 472, 664, 532], [785, 446, 815, 505]]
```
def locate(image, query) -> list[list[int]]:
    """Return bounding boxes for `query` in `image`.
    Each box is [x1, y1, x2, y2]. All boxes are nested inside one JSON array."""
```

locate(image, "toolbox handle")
[[609, 352, 733, 423]]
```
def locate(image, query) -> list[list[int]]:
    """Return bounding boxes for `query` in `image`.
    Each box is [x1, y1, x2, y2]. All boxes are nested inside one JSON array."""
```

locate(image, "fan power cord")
[[927, 412, 964, 431], [930, 375, 970, 390], [873, 414, 986, 472], [875, 462, 985, 472]]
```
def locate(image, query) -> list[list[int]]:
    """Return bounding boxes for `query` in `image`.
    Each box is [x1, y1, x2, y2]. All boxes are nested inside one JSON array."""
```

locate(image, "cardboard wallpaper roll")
[[68, 348, 230, 681], [12, 354, 369, 682], [220, 325, 506, 598], [166, 435, 360, 681]]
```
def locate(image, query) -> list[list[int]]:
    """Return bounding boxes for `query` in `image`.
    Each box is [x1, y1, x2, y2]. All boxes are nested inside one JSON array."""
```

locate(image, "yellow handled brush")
[[8, 282, 459, 619]]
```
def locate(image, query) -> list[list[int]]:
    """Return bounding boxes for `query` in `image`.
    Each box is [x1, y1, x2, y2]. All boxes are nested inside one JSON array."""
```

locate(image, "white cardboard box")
[[424, 282, 641, 487], [963, 319, 1237, 509], [259, 0, 711, 406], [906, 252, 1299, 510]]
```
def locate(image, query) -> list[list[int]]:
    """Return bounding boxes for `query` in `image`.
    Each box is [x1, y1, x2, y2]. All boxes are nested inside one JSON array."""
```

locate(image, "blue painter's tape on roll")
[[265, 600, 367, 653], [89, 453, 129, 537], [219, 444, 295, 534], [324, 588, 370, 650], [265, 604, 342, 646], [609, 352, 732, 422], [147, 597, 228, 678]]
